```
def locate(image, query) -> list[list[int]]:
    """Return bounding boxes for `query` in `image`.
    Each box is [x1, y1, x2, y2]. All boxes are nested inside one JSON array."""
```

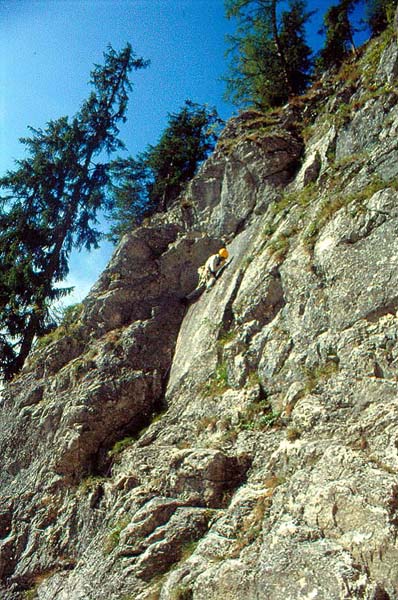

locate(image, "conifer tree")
[[317, 0, 359, 72], [106, 155, 149, 243], [224, 0, 314, 110], [0, 44, 148, 379], [144, 100, 222, 212], [108, 100, 222, 242], [279, 1, 314, 96], [366, 0, 398, 35]]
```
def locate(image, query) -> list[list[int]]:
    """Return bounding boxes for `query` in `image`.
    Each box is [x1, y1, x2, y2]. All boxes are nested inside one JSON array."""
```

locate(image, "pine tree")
[[144, 101, 223, 212], [366, 0, 398, 35], [279, 1, 314, 95], [106, 155, 149, 243], [0, 45, 148, 379], [317, 0, 359, 72], [224, 0, 314, 110], [107, 100, 222, 241]]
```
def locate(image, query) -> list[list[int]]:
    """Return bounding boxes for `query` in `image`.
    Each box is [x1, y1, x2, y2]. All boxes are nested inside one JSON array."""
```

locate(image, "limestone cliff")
[[1, 24, 398, 600]]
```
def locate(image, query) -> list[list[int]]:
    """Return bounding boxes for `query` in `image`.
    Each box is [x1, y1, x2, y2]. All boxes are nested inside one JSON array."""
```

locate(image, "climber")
[[185, 247, 230, 303], [201, 247, 229, 290]]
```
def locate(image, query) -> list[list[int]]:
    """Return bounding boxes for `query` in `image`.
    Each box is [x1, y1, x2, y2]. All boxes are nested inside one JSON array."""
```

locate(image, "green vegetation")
[[201, 317, 219, 332], [302, 175, 395, 250], [329, 24, 397, 123], [230, 475, 285, 556], [0, 45, 147, 380], [180, 539, 200, 562], [262, 220, 278, 238], [215, 111, 286, 156], [266, 233, 291, 262], [366, 0, 398, 36], [304, 23, 396, 138], [302, 195, 347, 249], [107, 101, 223, 242], [203, 361, 230, 397], [103, 519, 130, 555], [332, 80, 397, 129], [335, 58, 361, 86], [107, 405, 169, 459], [223, 0, 396, 111], [79, 475, 107, 495], [262, 181, 317, 236], [108, 436, 135, 458], [35, 302, 83, 349], [133, 535, 208, 600], [246, 369, 261, 387], [170, 585, 193, 600], [279, 182, 318, 211], [286, 427, 302, 441], [23, 569, 59, 599], [224, 0, 314, 110], [303, 360, 340, 394], [362, 23, 397, 80], [260, 181, 318, 260], [2, 1, 396, 383], [347, 176, 390, 203], [260, 145, 398, 257], [316, 0, 358, 73], [217, 328, 238, 348], [237, 397, 281, 431]]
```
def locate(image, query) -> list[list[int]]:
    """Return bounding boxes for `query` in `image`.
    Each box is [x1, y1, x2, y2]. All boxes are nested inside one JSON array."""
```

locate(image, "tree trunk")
[[270, 0, 293, 96]]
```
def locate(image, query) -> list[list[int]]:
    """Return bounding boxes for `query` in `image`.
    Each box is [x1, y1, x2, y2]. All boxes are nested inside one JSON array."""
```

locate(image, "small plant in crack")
[[237, 398, 281, 432], [217, 328, 237, 348], [286, 426, 302, 441], [170, 585, 193, 600], [103, 519, 129, 555], [202, 361, 229, 397], [303, 359, 339, 394], [108, 436, 135, 458], [229, 478, 284, 557]]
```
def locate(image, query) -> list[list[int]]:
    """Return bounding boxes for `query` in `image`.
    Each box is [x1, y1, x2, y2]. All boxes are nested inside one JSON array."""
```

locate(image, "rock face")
[[1, 26, 398, 600]]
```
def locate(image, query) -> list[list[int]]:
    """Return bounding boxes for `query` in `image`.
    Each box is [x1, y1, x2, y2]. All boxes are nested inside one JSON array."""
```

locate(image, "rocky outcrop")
[[1, 23, 398, 600]]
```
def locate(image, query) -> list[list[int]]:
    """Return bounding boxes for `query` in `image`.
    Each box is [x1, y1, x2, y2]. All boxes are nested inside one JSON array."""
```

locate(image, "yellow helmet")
[[219, 248, 229, 259]]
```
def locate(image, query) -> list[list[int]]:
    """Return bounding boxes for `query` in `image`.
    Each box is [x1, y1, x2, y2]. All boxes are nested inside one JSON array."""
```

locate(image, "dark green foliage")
[[0, 44, 148, 379], [107, 100, 222, 242], [224, 0, 314, 109], [316, 0, 359, 72], [107, 155, 150, 242], [366, 0, 398, 35], [144, 101, 222, 212], [279, 1, 314, 94]]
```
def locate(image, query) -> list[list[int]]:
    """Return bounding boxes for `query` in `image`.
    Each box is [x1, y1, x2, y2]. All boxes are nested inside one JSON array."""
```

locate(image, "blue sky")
[[0, 0, 367, 306]]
